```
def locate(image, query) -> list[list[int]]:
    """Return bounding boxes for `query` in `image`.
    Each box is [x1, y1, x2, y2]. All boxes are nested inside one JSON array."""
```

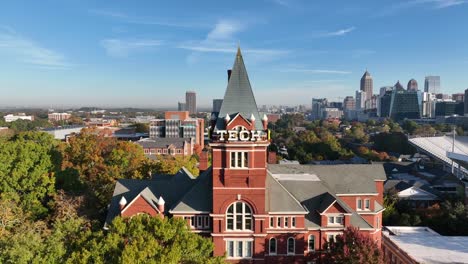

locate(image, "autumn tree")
[[67, 215, 225, 264], [58, 128, 150, 208], [323, 226, 383, 264]]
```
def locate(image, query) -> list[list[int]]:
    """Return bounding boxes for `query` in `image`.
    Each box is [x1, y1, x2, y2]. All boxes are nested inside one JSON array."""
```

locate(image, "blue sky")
[[0, 0, 468, 108]]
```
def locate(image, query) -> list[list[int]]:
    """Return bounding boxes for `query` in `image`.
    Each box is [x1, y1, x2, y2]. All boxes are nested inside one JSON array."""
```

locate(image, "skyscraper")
[[424, 76, 440, 93], [407, 79, 418, 91], [360, 70, 373, 101], [389, 90, 422, 120], [311, 98, 327, 120], [185, 91, 197, 114], [343, 96, 355, 111], [178, 102, 186, 111], [355, 91, 366, 110], [394, 81, 404, 91], [212, 99, 223, 113]]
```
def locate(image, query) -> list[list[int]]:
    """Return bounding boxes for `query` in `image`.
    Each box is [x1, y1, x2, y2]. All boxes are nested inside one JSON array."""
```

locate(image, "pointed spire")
[[157, 196, 165, 205], [250, 113, 256, 122], [119, 196, 127, 206], [224, 114, 231, 122], [262, 114, 268, 121], [236, 45, 242, 57]]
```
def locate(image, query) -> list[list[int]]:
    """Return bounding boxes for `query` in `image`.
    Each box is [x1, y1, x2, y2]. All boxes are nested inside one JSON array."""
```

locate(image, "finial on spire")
[[236, 42, 242, 57]]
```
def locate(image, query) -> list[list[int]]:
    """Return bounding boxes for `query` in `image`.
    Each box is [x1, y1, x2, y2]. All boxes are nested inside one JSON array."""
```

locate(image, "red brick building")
[[105, 48, 385, 263]]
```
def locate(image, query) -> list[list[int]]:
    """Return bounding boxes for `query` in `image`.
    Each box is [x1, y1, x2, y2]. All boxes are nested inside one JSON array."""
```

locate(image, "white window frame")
[[269, 217, 273, 228], [269, 238, 277, 255], [328, 214, 344, 226], [230, 151, 249, 169], [284, 217, 289, 228], [365, 199, 370, 210], [357, 198, 362, 210], [226, 240, 253, 259], [327, 233, 342, 243], [277, 217, 281, 228], [203, 215, 210, 228], [287, 237, 295, 255], [308, 235, 315, 252], [291, 217, 296, 227], [226, 202, 253, 231]]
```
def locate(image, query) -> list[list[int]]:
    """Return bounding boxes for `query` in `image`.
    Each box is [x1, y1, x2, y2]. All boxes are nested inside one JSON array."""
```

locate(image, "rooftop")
[[384, 226, 468, 264]]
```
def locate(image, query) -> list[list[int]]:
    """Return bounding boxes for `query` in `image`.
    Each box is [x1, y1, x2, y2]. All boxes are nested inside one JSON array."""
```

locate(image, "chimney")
[[268, 151, 277, 164], [227, 69, 232, 81], [119, 196, 127, 210], [157, 196, 165, 215], [199, 150, 209, 172]]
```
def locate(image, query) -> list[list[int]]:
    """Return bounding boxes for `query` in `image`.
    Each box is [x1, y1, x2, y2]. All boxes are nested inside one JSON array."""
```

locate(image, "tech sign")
[[215, 130, 266, 142]]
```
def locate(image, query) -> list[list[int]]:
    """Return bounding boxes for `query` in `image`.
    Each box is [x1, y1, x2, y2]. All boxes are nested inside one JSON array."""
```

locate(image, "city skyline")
[[1, 0, 468, 107]]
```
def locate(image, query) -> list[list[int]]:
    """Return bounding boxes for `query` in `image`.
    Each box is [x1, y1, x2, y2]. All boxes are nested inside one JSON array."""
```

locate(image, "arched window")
[[308, 235, 315, 252], [269, 238, 277, 255], [226, 202, 253, 231], [287, 237, 295, 255]]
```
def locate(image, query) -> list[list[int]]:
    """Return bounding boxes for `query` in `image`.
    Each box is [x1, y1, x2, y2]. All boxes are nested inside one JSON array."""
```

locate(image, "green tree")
[[68, 215, 224, 264], [0, 132, 58, 217]]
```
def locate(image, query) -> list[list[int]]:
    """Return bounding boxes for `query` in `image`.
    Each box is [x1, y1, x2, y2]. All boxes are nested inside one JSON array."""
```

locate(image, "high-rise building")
[[360, 70, 373, 101], [178, 102, 186, 111], [422, 92, 436, 118], [434, 101, 464, 117], [355, 91, 366, 110], [464, 88, 468, 116], [379, 86, 393, 96], [389, 90, 422, 120], [311, 98, 327, 120], [394, 81, 404, 91], [186, 91, 197, 114], [343, 96, 355, 111], [212, 99, 223, 113], [379, 89, 393, 118], [424, 76, 440, 94], [407, 79, 418, 91]]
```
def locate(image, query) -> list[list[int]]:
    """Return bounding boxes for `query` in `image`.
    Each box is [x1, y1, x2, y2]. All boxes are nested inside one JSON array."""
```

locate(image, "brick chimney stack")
[[157, 196, 165, 215]]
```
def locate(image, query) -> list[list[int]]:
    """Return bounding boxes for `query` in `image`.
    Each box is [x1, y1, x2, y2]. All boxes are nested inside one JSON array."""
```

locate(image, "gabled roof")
[[105, 167, 197, 227], [136, 138, 189, 149], [265, 172, 307, 213], [215, 47, 263, 131], [170, 168, 213, 213]]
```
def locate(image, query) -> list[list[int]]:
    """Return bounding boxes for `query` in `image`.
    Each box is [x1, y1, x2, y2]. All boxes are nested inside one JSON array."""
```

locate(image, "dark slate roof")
[[215, 47, 263, 131], [136, 138, 189, 148], [105, 168, 197, 227], [265, 173, 307, 213], [384, 179, 442, 199], [268, 164, 386, 194], [170, 168, 213, 213], [268, 164, 385, 229]]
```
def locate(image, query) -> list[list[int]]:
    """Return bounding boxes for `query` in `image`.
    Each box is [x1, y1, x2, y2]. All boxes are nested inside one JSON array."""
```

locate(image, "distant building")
[[452, 93, 464, 102], [343, 96, 355, 111], [355, 91, 366, 110], [389, 90, 422, 120], [266, 113, 281, 123], [149, 111, 204, 149], [311, 98, 327, 120], [42, 125, 84, 140], [422, 92, 436, 118], [434, 101, 464, 117], [436, 93, 450, 100], [3, 114, 34, 122], [382, 226, 468, 264], [212, 99, 223, 113], [424, 76, 440, 94], [86, 118, 117, 127], [360, 70, 373, 101], [136, 137, 194, 157], [379, 86, 393, 96], [328, 102, 343, 110], [379, 89, 393, 118], [407, 79, 418, 91], [394, 80, 404, 91], [178, 102, 186, 111], [48, 112, 71, 122], [465, 88, 468, 115], [322, 107, 343, 119], [186, 91, 197, 114]]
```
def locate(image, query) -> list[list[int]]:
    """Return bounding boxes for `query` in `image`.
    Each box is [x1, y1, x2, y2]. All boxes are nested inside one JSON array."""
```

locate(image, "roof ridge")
[[267, 171, 308, 213]]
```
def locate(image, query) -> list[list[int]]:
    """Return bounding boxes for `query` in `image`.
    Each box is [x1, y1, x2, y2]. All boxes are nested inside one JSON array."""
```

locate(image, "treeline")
[[0, 129, 221, 263]]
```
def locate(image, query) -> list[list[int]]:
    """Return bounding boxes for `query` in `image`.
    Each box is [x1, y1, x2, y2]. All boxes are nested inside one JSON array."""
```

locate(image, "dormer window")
[[328, 214, 344, 226], [230, 152, 248, 168]]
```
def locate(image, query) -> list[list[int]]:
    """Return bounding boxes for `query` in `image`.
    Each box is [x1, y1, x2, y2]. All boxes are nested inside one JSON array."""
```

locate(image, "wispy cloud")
[[322, 27, 356, 37], [178, 44, 289, 56], [101, 39, 163, 57], [89, 9, 207, 28], [378, 0, 465, 16], [207, 20, 244, 40], [0, 26, 70, 69], [280, 68, 352, 74]]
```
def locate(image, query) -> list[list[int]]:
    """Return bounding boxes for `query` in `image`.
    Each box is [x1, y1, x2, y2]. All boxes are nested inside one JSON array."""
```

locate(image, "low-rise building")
[[48, 112, 71, 122], [136, 137, 194, 157], [382, 226, 468, 263], [4, 113, 34, 122]]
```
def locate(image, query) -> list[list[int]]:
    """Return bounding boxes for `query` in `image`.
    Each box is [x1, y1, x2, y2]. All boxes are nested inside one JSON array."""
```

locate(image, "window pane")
[[228, 241, 234, 257], [237, 153, 242, 167], [244, 152, 248, 167], [231, 152, 236, 167], [358, 199, 362, 209], [269, 238, 276, 253], [277, 217, 281, 227], [292, 217, 296, 227], [270, 217, 273, 227], [245, 241, 252, 257], [365, 200, 370, 209], [228, 204, 234, 214], [236, 241, 243, 257], [328, 216, 334, 224], [288, 238, 294, 253], [244, 204, 251, 215], [245, 217, 252, 230], [236, 215, 242, 230], [308, 236, 315, 251], [285, 217, 288, 227], [227, 218, 233, 230], [236, 202, 242, 214]]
